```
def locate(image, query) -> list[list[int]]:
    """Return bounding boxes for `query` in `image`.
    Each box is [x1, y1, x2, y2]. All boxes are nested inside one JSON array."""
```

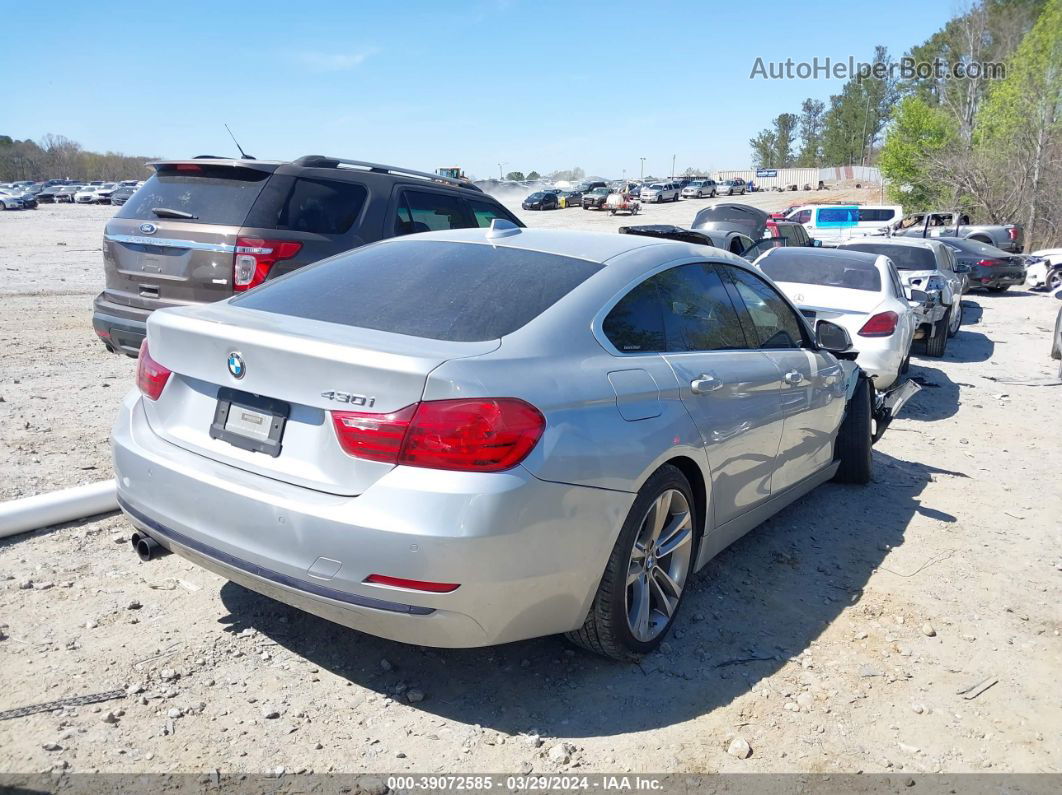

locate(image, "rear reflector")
[[364, 574, 460, 593], [858, 311, 898, 337], [233, 237, 302, 291], [331, 398, 545, 472], [136, 341, 172, 400]]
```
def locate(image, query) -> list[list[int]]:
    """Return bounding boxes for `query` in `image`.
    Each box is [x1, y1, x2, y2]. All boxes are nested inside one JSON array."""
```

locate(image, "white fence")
[[713, 165, 882, 190]]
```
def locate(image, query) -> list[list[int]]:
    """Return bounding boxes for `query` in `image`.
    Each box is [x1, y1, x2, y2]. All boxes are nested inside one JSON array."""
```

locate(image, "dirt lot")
[[1, 198, 1060, 776]]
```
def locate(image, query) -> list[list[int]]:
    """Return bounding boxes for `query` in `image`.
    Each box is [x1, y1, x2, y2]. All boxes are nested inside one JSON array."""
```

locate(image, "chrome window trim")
[[104, 233, 236, 254]]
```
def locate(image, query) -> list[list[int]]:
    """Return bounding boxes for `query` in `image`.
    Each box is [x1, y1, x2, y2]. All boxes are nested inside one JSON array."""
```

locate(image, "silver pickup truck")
[[886, 211, 1024, 253]]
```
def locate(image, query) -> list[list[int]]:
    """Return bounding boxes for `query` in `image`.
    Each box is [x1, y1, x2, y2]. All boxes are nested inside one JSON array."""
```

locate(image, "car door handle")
[[690, 374, 723, 394], [784, 370, 805, 385]]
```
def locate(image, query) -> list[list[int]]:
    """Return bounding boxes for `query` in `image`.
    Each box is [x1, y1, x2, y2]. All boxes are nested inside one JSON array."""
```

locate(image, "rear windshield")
[[844, 243, 935, 271], [243, 175, 367, 235], [115, 164, 270, 226], [760, 252, 882, 292], [232, 240, 603, 342]]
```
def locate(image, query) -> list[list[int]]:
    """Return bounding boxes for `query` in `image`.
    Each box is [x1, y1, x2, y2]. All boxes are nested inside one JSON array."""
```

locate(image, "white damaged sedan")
[[753, 246, 919, 390]]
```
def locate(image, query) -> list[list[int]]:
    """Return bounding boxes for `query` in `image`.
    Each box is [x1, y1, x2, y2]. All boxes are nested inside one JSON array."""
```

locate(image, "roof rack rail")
[[291, 156, 482, 192]]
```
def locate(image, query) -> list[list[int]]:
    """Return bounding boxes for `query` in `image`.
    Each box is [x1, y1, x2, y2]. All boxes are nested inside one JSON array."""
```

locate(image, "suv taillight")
[[1007, 226, 1018, 240], [233, 237, 302, 291], [331, 398, 545, 472], [136, 341, 172, 400], [858, 311, 898, 337]]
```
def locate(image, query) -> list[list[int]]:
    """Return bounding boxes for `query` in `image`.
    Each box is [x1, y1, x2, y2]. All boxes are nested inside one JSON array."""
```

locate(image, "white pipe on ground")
[[0, 480, 118, 538]]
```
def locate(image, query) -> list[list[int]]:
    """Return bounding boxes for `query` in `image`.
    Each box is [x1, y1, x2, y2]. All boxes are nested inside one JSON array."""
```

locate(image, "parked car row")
[[520, 176, 753, 211], [0, 179, 144, 208]]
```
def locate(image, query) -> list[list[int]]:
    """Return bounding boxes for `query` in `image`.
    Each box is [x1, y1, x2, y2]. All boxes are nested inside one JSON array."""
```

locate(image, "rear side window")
[[844, 243, 936, 271], [603, 265, 748, 354], [603, 279, 666, 353], [394, 190, 468, 235], [722, 266, 807, 349], [115, 165, 270, 226], [655, 265, 748, 352], [244, 175, 367, 234], [858, 208, 896, 222], [791, 209, 812, 224], [232, 240, 602, 342]]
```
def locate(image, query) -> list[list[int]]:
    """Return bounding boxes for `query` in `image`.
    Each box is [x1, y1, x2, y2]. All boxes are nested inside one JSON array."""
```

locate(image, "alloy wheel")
[[625, 489, 694, 642]]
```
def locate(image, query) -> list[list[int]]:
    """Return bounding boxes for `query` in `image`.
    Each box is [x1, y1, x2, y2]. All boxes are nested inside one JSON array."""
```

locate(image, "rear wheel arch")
[[968, 234, 991, 244], [659, 455, 709, 544]]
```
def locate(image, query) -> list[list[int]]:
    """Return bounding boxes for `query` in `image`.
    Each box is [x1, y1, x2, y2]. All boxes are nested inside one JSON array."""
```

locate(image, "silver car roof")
[[379, 227, 749, 268], [842, 236, 947, 253]]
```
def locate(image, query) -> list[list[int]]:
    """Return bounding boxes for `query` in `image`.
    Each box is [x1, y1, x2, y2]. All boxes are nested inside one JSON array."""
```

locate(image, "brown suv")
[[93, 156, 523, 355]]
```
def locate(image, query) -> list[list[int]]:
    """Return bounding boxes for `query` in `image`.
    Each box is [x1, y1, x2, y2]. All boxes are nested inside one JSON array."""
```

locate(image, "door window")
[[394, 190, 469, 235], [722, 266, 808, 349]]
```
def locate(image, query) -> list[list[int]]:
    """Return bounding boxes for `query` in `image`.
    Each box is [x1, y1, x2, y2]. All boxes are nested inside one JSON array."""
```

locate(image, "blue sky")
[[2, 0, 955, 178]]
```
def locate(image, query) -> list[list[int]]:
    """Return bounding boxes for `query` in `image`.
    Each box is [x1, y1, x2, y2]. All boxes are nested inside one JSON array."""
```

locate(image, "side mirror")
[[956, 263, 971, 274], [812, 238, 822, 247], [907, 288, 929, 304], [816, 320, 855, 356]]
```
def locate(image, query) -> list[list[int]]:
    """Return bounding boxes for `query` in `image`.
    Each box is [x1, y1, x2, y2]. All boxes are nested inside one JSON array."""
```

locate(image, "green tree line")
[[0, 134, 158, 182], [879, 0, 1059, 249], [749, 46, 900, 169]]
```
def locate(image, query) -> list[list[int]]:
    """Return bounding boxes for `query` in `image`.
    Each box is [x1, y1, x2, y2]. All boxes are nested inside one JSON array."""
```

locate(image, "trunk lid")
[[143, 304, 498, 496]]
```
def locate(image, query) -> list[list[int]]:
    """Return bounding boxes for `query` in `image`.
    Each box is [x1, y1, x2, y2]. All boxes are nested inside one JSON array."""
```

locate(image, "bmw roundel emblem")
[[227, 351, 246, 379], [139, 222, 157, 235]]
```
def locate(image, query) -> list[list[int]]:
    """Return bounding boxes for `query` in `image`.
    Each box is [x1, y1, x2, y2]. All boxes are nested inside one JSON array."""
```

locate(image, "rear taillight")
[[858, 311, 898, 337], [1007, 226, 1018, 240], [977, 258, 1002, 266], [136, 341, 172, 400], [233, 237, 302, 291], [331, 398, 545, 472]]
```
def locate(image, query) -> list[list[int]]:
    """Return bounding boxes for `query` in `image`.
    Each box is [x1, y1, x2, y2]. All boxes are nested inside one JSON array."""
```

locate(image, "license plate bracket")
[[209, 388, 290, 458]]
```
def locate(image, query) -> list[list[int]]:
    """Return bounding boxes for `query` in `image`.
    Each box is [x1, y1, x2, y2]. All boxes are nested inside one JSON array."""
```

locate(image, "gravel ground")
[[0, 199, 1059, 776]]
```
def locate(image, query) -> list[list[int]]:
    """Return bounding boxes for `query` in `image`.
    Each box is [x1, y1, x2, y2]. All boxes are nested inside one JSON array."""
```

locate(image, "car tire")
[[948, 302, 962, 337], [925, 309, 950, 357], [1048, 269, 1062, 291], [833, 374, 873, 485], [566, 464, 697, 661]]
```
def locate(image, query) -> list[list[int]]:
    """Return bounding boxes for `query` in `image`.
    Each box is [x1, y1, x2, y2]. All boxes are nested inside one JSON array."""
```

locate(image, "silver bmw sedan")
[[113, 223, 874, 659]]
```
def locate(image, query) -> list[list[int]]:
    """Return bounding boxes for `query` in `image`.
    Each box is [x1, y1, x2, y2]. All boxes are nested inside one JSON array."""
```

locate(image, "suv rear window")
[[244, 175, 367, 234], [115, 165, 270, 226], [844, 243, 936, 270], [232, 239, 602, 342]]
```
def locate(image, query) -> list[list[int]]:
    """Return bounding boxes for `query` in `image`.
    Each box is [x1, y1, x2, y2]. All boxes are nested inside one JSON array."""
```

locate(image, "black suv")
[[93, 156, 524, 355]]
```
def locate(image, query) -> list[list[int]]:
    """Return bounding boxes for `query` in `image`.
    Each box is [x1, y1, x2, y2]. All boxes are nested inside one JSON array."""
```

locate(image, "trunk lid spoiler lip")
[[148, 303, 502, 365]]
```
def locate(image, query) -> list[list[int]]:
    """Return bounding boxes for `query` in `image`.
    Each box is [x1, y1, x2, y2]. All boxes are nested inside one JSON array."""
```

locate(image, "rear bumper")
[[112, 392, 633, 647], [970, 268, 1025, 288], [853, 339, 905, 391], [92, 294, 149, 356]]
